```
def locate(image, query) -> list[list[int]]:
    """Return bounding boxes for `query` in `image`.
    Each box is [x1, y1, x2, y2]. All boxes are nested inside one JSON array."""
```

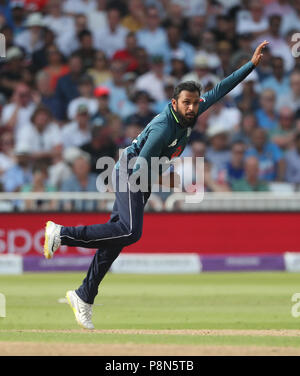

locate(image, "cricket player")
[[44, 41, 268, 329]]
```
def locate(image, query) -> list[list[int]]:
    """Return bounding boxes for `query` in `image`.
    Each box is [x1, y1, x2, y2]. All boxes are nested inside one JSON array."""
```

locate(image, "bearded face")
[[172, 90, 200, 128]]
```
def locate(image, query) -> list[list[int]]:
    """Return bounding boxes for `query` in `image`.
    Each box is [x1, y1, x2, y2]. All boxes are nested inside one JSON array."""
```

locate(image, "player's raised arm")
[[199, 41, 269, 113]]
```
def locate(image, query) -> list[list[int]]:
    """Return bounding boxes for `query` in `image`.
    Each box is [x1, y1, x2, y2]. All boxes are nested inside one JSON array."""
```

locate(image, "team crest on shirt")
[[168, 139, 178, 147]]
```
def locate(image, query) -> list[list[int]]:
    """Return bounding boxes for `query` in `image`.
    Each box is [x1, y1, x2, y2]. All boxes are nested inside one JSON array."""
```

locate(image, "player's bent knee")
[[127, 229, 142, 245]]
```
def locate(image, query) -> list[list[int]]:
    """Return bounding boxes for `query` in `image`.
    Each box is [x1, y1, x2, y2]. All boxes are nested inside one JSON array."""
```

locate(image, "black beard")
[[174, 109, 197, 128]]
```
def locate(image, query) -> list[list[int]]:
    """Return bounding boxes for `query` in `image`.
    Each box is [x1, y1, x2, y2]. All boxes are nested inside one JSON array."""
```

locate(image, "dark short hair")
[[31, 105, 52, 123], [78, 29, 92, 40], [295, 132, 300, 142], [172, 81, 202, 100]]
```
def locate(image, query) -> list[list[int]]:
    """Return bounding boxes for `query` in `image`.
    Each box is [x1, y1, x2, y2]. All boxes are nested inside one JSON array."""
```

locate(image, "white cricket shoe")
[[43, 221, 62, 259], [66, 290, 94, 330]]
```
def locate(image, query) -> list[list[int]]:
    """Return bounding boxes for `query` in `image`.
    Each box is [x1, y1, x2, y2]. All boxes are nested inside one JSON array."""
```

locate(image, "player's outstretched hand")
[[251, 40, 269, 66]]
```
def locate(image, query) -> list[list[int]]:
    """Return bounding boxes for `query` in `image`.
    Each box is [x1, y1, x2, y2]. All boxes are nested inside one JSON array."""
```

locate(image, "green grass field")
[[1, 271, 300, 355]]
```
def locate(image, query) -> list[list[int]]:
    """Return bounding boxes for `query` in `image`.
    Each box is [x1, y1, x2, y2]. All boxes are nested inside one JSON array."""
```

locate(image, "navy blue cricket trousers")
[[60, 167, 150, 304]]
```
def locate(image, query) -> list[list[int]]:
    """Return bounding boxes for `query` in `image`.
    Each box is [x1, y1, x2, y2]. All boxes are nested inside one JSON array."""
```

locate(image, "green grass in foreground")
[[1, 272, 300, 346]]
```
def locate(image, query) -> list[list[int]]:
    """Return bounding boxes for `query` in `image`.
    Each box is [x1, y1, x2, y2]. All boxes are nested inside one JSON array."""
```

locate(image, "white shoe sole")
[[66, 290, 94, 330], [44, 221, 56, 259]]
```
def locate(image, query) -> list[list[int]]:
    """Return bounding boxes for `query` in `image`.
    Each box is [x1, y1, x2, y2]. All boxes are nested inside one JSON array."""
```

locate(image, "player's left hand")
[[251, 40, 269, 66]]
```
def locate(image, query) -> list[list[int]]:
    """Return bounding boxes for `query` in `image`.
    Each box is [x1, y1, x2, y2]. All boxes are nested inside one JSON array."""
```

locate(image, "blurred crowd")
[[0, 0, 300, 211]]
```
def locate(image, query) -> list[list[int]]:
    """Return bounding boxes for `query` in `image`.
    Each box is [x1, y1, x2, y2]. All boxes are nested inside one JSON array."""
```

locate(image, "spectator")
[[21, 162, 56, 211], [103, 60, 134, 118], [217, 40, 233, 77], [136, 5, 167, 58], [280, 0, 300, 36], [163, 23, 195, 71], [296, 118, 300, 133], [225, 141, 246, 185], [42, 44, 70, 92], [0, 46, 25, 99], [236, 0, 268, 37], [169, 51, 189, 82], [278, 71, 300, 114], [92, 86, 113, 126], [246, 127, 285, 182], [74, 29, 97, 71], [211, 14, 233, 44], [154, 77, 176, 114], [183, 15, 205, 48], [254, 15, 293, 72], [14, 12, 45, 56], [255, 89, 278, 132], [134, 46, 150, 77], [234, 70, 260, 113], [270, 106, 295, 150], [81, 125, 117, 174], [206, 124, 231, 174], [264, 0, 294, 19], [174, 138, 218, 193], [207, 100, 241, 134], [176, 0, 207, 18], [31, 27, 56, 72], [67, 75, 98, 121], [123, 120, 144, 148], [197, 31, 221, 73], [57, 13, 89, 57], [231, 156, 269, 192], [122, 0, 145, 32], [216, 15, 238, 52], [1, 83, 36, 140], [261, 56, 290, 99], [204, 162, 231, 193], [285, 132, 300, 185], [106, 113, 125, 148], [87, 50, 112, 87], [87, 0, 107, 32], [34, 70, 61, 120], [43, 0, 75, 45], [61, 152, 99, 212], [123, 71, 138, 101], [182, 54, 219, 88], [112, 31, 139, 73], [16, 105, 62, 162], [125, 90, 156, 128], [93, 6, 127, 58], [231, 112, 258, 147], [54, 52, 83, 120], [135, 55, 172, 103], [231, 33, 253, 65], [0, 0, 13, 29], [163, 1, 186, 30], [62, 104, 92, 148], [0, 131, 15, 177], [10, 1, 26, 35], [1, 144, 33, 192], [48, 144, 73, 190], [62, 0, 97, 16]]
